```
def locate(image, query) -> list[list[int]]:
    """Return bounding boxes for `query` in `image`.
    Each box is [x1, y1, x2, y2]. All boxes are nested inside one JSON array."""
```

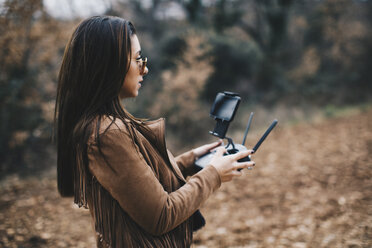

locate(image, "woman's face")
[[120, 35, 148, 99]]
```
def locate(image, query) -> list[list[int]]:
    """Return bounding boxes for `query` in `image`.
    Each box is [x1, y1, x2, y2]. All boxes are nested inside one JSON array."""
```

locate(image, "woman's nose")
[[143, 66, 149, 75]]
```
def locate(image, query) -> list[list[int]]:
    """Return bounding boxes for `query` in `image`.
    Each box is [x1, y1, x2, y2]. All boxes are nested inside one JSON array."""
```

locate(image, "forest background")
[[0, 0, 371, 247], [1, 0, 371, 171]]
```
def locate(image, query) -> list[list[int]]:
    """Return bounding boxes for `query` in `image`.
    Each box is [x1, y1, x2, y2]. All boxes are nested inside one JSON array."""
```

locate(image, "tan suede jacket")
[[86, 117, 221, 247]]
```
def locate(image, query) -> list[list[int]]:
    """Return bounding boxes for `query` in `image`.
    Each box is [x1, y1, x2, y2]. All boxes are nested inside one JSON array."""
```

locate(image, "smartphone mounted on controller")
[[195, 91, 278, 169], [208, 91, 241, 139]]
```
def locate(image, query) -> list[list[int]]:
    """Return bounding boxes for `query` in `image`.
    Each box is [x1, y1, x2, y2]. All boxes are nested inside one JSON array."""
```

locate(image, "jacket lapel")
[[137, 118, 186, 183]]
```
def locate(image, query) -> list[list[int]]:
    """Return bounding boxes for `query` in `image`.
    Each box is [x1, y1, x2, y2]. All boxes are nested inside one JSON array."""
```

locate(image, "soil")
[[0, 109, 371, 248]]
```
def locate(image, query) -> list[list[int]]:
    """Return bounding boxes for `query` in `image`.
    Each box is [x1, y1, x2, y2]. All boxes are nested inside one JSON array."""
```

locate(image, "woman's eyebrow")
[[135, 50, 141, 56]]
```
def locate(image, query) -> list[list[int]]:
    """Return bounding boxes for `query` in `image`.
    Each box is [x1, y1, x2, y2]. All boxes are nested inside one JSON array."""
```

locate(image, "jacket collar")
[[136, 118, 186, 183]]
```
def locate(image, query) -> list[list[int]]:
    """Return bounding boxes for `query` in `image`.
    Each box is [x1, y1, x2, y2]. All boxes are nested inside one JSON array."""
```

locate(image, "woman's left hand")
[[192, 140, 223, 158]]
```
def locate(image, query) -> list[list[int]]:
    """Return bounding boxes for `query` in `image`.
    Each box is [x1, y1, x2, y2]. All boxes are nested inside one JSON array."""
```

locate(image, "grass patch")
[[323, 102, 372, 118]]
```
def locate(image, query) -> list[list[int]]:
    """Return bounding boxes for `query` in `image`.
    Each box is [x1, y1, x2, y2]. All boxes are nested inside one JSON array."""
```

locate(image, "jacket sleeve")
[[175, 151, 200, 178], [87, 128, 221, 236]]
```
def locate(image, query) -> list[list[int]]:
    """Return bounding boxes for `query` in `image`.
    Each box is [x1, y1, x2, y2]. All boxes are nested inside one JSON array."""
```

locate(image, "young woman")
[[55, 16, 255, 248]]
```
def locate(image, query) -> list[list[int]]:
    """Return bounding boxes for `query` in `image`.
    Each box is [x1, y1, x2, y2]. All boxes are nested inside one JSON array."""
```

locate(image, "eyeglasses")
[[135, 56, 147, 75]]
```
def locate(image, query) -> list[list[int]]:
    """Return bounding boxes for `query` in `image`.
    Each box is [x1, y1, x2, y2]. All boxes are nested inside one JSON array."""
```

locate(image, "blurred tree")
[[357, 1, 372, 101], [150, 32, 214, 149], [184, 0, 203, 23], [0, 0, 65, 173], [1, 0, 370, 173], [201, 0, 293, 103], [159, 34, 188, 70], [213, 0, 243, 33], [239, 0, 294, 101], [203, 35, 262, 101], [299, 0, 372, 104], [203, 0, 371, 105]]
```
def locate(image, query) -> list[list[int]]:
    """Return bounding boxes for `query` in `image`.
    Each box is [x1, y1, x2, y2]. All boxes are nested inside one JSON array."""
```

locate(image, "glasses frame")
[[135, 57, 147, 75]]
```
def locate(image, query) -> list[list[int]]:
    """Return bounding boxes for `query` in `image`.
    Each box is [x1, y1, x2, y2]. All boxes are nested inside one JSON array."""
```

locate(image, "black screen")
[[210, 93, 240, 121]]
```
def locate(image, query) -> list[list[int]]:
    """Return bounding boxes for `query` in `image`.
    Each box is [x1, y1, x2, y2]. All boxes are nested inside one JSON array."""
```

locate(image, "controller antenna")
[[242, 112, 254, 146], [252, 119, 278, 152]]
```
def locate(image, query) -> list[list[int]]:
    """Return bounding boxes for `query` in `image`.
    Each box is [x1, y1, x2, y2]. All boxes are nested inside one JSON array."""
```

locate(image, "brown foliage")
[[150, 32, 214, 148], [0, 0, 75, 170]]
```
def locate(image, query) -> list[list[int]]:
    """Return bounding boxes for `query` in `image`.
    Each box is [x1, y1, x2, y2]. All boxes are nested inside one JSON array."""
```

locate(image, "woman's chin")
[[119, 92, 138, 99]]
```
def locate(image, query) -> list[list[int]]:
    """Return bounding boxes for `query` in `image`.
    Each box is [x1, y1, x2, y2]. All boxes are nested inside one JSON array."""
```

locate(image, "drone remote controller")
[[195, 119, 278, 169], [195, 92, 278, 169]]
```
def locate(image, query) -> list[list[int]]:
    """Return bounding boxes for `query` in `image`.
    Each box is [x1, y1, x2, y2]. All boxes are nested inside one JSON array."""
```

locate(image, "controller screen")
[[210, 95, 240, 121]]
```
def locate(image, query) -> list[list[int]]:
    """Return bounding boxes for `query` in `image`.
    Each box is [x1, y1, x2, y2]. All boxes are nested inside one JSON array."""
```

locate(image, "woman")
[[54, 16, 255, 248]]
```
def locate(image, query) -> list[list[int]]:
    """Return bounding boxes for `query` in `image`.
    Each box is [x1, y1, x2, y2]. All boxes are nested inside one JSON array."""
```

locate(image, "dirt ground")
[[0, 109, 371, 248]]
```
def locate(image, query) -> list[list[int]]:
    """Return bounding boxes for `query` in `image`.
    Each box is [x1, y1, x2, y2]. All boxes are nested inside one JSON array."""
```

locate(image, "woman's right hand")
[[209, 147, 255, 183]]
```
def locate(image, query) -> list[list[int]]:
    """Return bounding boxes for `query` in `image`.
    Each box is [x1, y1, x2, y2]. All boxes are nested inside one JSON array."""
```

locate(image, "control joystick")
[[226, 144, 250, 162]]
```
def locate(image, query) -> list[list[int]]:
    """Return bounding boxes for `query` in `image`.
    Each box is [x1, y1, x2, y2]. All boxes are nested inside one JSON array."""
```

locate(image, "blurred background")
[[0, 0, 371, 247]]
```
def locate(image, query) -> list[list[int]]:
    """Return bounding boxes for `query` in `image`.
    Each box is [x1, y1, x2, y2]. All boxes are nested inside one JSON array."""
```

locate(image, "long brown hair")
[[54, 16, 141, 198]]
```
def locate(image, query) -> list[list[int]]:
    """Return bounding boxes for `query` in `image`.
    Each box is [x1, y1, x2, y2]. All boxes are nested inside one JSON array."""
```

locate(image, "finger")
[[210, 140, 224, 152], [234, 161, 255, 170], [232, 149, 254, 160], [231, 170, 242, 177], [207, 140, 223, 150]]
